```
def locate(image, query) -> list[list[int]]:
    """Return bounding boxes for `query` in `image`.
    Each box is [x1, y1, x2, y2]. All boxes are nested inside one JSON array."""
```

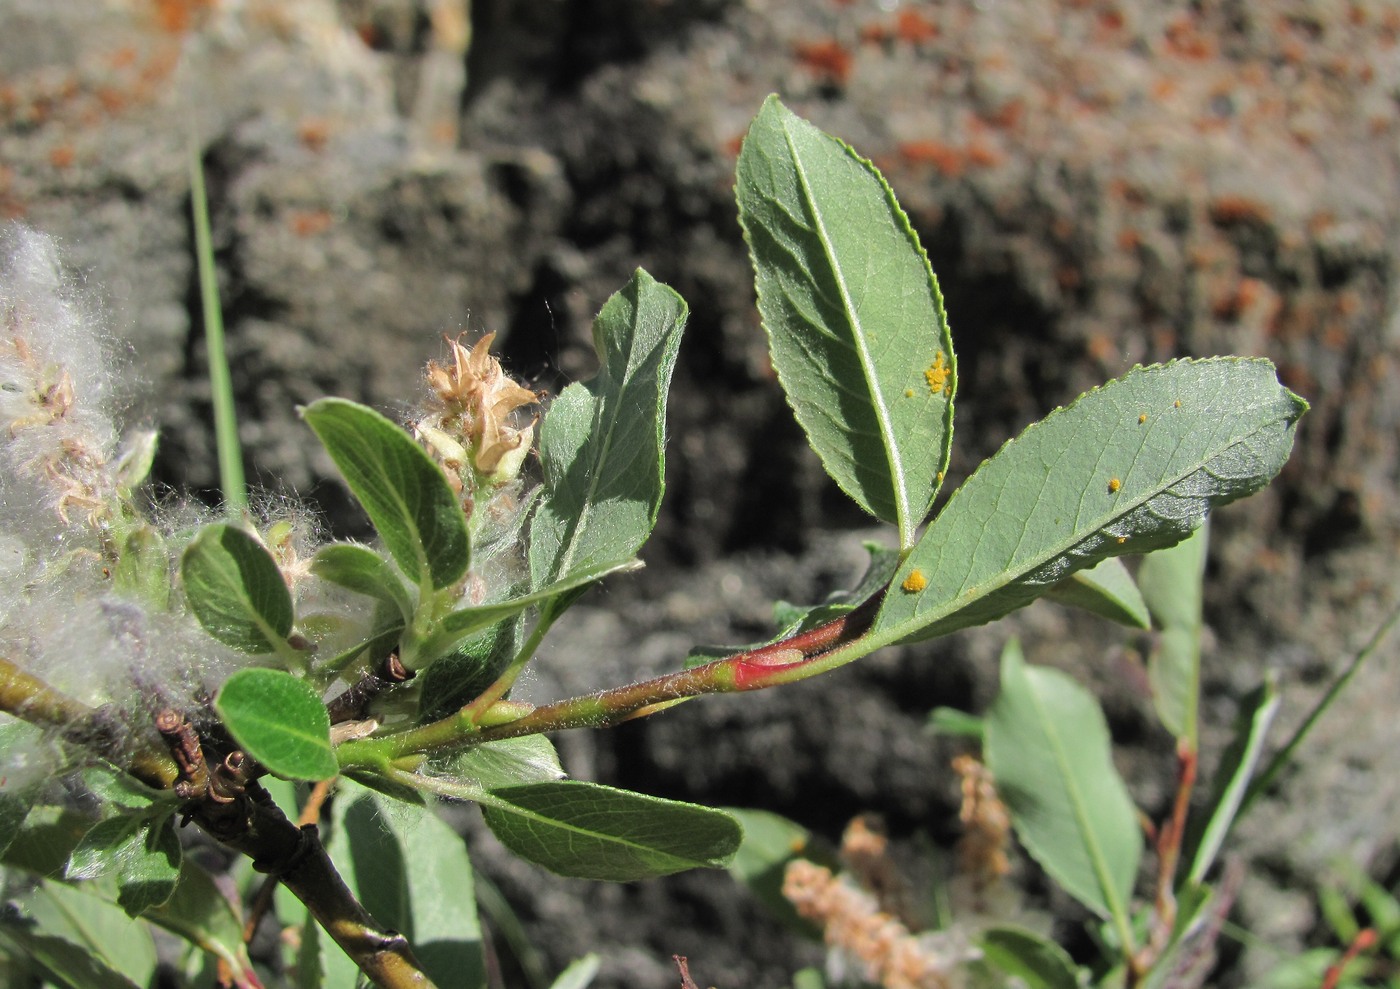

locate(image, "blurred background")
[[2, 0, 1398, 984]]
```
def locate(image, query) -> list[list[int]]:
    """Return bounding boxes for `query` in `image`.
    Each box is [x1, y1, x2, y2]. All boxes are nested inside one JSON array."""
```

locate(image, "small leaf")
[[417, 617, 523, 718], [875, 358, 1306, 644], [311, 542, 414, 620], [215, 668, 338, 781], [978, 925, 1082, 989], [1184, 677, 1280, 884], [182, 523, 293, 654], [81, 763, 175, 811], [528, 269, 686, 611], [418, 558, 641, 667], [549, 954, 601, 989], [66, 812, 183, 914], [303, 398, 469, 590], [737, 95, 954, 547], [724, 808, 822, 937], [1044, 557, 1150, 630], [1140, 521, 1209, 740], [985, 640, 1142, 930], [113, 525, 172, 608], [926, 707, 984, 740], [325, 779, 485, 989], [145, 858, 259, 983], [452, 735, 565, 789], [480, 780, 741, 881]]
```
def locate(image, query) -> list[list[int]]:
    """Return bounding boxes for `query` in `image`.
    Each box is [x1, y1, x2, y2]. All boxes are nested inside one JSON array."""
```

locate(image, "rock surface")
[[3, 0, 1398, 985]]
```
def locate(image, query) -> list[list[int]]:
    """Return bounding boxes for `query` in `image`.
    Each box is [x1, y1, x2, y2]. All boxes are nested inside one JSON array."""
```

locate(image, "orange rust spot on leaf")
[[902, 569, 928, 593], [1108, 478, 1122, 493], [924, 351, 951, 394], [1139, 413, 1148, 424]]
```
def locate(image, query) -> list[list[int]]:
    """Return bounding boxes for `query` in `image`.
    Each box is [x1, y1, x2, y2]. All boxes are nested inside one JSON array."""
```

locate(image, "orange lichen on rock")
[[793, 39, 854, 85]]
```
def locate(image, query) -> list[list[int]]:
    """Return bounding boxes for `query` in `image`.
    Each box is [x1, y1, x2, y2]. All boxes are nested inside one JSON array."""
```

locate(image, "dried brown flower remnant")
[[419, 332, 539, 487], [783, 859, 968, 989], [841, 815, 917, 927], [953, 754, 1012, 891]]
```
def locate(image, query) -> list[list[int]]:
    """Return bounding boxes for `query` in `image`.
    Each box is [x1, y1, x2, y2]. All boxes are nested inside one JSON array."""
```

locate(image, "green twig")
[[188, 138, 247, 514]]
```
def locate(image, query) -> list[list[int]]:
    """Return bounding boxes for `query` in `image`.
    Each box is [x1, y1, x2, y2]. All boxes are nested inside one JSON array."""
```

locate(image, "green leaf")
[[215, 668, 338, 781], [1044, 556, 1150, 630], [528, 269, 686, 610], [2, 806, 92, 877], [418, 558, 641, 667], [1184, 677, 1280, 884], [3, 879, 158, 989], [311, 542, 415, 620], [1140, 522, 1209, 739], [875, 358, 1307, 644], [417, 617, 522, 718], [985, 640, 1142, 934], [112, 525, 171, 608], [303, 397, 469, 590], [549, 954, 601, 989], [325, 779, 485, 989], [926, 707, 984, 740], [145, 857, 259, 983], [977, 925, 1082, 989], [182, 523, 294, 654], [65, 811, 182, 915], [479, 780, 741, 881], [724, 808, 821, 937], [80, 763, 175, 811], [0, 794, 26, 858], [736, 95, 954, 547], [452, 735, 564, 789]]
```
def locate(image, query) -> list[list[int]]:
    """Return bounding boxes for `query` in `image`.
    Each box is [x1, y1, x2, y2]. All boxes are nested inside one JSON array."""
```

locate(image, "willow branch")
[[200, 783, 435, 989], [0, 656, 178, 789]]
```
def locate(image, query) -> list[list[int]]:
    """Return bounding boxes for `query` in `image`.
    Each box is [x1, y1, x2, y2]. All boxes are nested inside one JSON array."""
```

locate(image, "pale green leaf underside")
[[181, 524, 293, 654], [876, 358, 1307, 643], [737, 95, 953, 546], [529, 270, 686, 598], [985, 642, 1142, 924], [480, 780, 741, 882], [303, 398, 469, 591], [311, 542, 415, 621], [1044, 556, 1150, 630]]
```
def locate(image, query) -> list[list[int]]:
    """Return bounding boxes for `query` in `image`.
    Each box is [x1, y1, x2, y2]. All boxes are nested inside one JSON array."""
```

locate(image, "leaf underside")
[[737, 95, 954, 546]]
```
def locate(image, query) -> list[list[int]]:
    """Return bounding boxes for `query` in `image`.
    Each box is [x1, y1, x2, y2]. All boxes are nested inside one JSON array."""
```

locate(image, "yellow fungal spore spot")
[[1116, 536, 1127, 544], [901, 569, 928, 593], [936, 470, 945, 483], [1139, 413, 1148, 424], [1174, 399, 1182, 408], [1108, 477, 1122, 493], [904, 388, 914, 398], [924, 351, 951, 395]]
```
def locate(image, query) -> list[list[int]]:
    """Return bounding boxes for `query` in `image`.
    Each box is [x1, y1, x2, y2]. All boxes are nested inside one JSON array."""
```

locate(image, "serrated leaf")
[[215, 668, 338, 781], [325, 779, 485, 989], [1140, 521, 1209, 740], [1044, 556, 1150, 629], [311, 542, 414, 620], [65, 811, 182, 915], [528, 269, 685, 612], [978, 925, 1082, 989], [182, 523, 293, 654], [480, 780, 741, 881], [876, 358, 1307, 644], [452, 735, 564, 789], [1184, 677, 1279, 885], [303, 398, 469, 590], [3, 879, 158, 989], [736, 95, 954, 547], [985, 640, 1142, 929]]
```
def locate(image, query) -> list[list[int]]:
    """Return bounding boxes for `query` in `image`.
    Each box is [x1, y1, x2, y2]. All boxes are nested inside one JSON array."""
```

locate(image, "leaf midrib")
[[783, 121, 911, 546]]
